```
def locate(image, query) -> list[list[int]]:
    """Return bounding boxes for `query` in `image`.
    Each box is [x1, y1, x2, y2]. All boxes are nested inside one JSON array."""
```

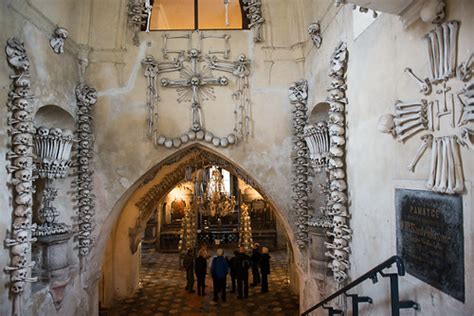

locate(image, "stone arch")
[[97, 144, 302, 305]]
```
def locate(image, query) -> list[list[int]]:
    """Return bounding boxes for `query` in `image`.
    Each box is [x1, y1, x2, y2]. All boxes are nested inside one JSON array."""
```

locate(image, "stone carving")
[[289, 80, 310, 249], [242, 0, 265, 42], [33, 126, 74, 237], [4, 37, 38, 314], [308, 22, 322, 48], [127, 0, 151, 46], [324, 42, 351, 284], [74, 83, 97, 257], [304, 121, 330, 171], [49, 27, 68, 54], [378, 21, 471, 195], [142, 42, 251, 149]]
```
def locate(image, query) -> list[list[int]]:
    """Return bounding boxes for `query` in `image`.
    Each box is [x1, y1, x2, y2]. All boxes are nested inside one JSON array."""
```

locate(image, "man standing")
[[236, 246, 251, 299], [211, 249, 229, 302], [183, 248, 195, 293], [228, 250, 239, 293], [250, 243, 261, 287], [195, 248, 208, 296], [260, 247, 271, 293]]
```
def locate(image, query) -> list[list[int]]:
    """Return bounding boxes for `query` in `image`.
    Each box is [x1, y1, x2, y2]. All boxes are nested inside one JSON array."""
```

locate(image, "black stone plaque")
[[396, 189, 464, 302]]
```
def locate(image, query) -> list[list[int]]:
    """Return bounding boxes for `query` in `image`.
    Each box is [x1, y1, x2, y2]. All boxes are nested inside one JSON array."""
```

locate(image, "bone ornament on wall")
[[141, 41, 252, 149], [33, 127, 74, 237], [4, 37, 38, 315], [242, 0, 265, 43], [378, 20, 472, 195], [74, 83, 98, 257], [308, 22, 322, 49], [324, 42, 351, 284], [289, 80, 310, 249], [49, 27, 68, 54], [127, 0, 152, 46], [304, 121, 330, 171]]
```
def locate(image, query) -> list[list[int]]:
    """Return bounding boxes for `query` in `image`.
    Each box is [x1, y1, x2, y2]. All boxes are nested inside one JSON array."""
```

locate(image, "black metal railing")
[[301, 255, 418, 316]]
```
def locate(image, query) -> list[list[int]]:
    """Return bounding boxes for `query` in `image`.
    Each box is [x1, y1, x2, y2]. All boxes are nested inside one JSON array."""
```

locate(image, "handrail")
[[301, 255, 406, 316]]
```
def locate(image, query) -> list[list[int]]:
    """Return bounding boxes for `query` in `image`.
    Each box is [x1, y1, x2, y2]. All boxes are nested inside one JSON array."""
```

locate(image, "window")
[[150, 0, 249, 31]]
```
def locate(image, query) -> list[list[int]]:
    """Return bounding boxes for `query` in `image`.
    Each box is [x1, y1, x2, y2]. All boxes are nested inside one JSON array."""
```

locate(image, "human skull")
[[11, 281, 25, 293], [14, 110, 29, 122], [328, 158, 343, 169], [14, 122, 34, 134], [79, 238, 92, 247], [331, 191, 347, 204], [13, 98, 29, 110], [14, 205, 32, 217], [333, 215, 347, 228], [36, 126, 49, 137], [79, 247, 90, 256], [12, 255, 27, 267], [219, 76, 229, 86], [330, 180, 347, 191], [54, 27, 69, 39], [13, 217, 29, 230], [15, 192, 33, 205], [15, 86, 29, 97], [420, 0, 445, 23], [330, 168, 345, 180], [12, 268, 28, 281], [329, 203, 347, 216], [334, 249, 348, 261], [377, 114, 395, 135], [11, 244, 28, 257], [49, 128, 62, 137], [14, 230, 29, 243], [80, 140, 90, 149], [330, 101, 345, 113], [15, 169, 32, 182], [333, 238, 348, 249], [79, 124, 91, 132], [80, 223, 92, 231], [14, 156, 32, 168]]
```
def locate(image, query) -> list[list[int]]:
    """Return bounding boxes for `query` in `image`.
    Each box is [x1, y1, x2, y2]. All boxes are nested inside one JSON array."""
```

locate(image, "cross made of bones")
[[160, 49, 229, 132]]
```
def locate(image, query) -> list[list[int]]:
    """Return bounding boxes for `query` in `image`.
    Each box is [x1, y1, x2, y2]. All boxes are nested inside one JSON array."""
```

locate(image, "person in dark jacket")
[[235, 246, 251, 299], [259, 247, 271, 293], [183, 249, 195, 293], [211, 248, 229, 302], [227, 250, 239, 293], [195, 249, 208, 296], [250, 243, 261, 287]]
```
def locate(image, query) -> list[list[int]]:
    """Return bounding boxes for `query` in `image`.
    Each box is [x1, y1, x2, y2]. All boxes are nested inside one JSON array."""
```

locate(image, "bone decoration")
[[425, 20, 459, 83], [242, 0, 265, 42], [4, 37, 38, 315], [308, 22, 322, 49], [33, 127, 74, 237], [49, 27, 68, 54], [142, 42, 252, 149], [289, 80, 310, 249], [74, 83, 97, 257], [324, 42, 351, 284], [127, 0, 151, 46], [304, 121, 330, 171]]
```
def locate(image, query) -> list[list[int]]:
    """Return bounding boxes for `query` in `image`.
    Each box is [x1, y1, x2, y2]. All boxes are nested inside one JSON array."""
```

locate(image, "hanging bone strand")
[[127, 0, 148, 46], [141, 55, 160, 139], [324, 42, 351, 284], [289, 80, 310, 248], [75, 83, 97, 257], [242, 0, 265, 42], [4, 37, 37, 314]]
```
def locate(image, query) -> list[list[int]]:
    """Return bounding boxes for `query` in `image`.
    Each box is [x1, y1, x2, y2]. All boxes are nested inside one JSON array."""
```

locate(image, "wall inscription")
[[396, 189, 464, 302]]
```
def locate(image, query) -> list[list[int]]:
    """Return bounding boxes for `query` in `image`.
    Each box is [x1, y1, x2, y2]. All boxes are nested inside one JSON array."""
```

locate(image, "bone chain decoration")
[[127, 0, 151, 46], [75, 83, 98, 257], [242, 0, 265, 42], [142, 38, 251, 149], [289, 79, 310, 249], [378, 20, 473, 195], [4, 37, 38, 315], [323, 42, 351, 284]]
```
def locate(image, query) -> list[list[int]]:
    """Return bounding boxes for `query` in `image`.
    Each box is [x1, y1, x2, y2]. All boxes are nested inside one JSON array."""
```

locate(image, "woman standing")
[[195, 249, 208, 296], [259, 247, 271, 293]]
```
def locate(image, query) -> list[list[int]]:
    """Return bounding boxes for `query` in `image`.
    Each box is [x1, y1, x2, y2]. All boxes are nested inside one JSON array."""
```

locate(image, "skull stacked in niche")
[[75, 83, 97, 257], [4, 37, 38, 295], [324, 42, 352, 284]]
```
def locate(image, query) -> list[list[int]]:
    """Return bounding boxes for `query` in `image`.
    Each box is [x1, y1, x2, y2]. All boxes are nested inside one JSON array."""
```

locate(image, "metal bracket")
[[322, 305, 343, 316], [345, 293, 373, 316], [379, 271, 419, 316]]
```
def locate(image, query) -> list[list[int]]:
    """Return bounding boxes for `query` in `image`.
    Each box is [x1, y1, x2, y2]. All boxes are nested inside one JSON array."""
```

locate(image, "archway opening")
[[98, 144, 301, 314]]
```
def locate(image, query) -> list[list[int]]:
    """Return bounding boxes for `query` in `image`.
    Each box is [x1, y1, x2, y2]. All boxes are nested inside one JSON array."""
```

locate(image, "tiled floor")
[[101, 248, 299, 316]]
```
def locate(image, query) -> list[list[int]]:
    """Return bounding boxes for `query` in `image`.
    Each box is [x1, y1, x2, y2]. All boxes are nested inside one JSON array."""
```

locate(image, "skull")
[[14, 205, 32, 217], [13, 98, 29, 110], [15, 86, 29, 97], [79, 132, 90, 140], [330, 168, 345, 180], [13, 217, 29, 230], [330, 180, 347, 191], [11, 244, 28, 256], [238, 54, 247, 62], [49, 128, 62, 137], [79, 247, 90, 256], [329, 203, 347, 216], [14, 156, 32, 168], [12, 255, 27, 267], [79, 164, 89, 173], [331, 191, 347, 204], [79, 124, 91, 132], [79, 238, 92, 247], [218, 76, 229, 86], [328, 158, 343, 169], [14, 230, 29, 243], [79, 205, 91, 214], [79, 157, 89, 165], [80, 223, 92, 231], [14, 145, 30, 155], [377, 114, 395, 135], [80, 140, 90, 149], [15, 169, 32, 182], [189, 49, 199, 58], [11, 281, 25, 293], [330, 101, 345, 113], [15, 192, 33, 205], [14, 110, 29, 122], [334, 249, 348, 261], [333, 215, 347, 228], [14, 122, 35, 134], [37, 126, 49, 137], [54, 27, 69, 39], [12, 268, 28, 281], [13, 133, 32, 146]]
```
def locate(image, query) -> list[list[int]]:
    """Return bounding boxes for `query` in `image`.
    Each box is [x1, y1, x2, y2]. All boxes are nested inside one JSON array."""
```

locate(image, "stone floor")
[[100, 248, 300, 316]]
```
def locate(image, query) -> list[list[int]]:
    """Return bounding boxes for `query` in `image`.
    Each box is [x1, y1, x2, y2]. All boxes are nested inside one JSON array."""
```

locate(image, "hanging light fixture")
[[196, 167, 236, 217]]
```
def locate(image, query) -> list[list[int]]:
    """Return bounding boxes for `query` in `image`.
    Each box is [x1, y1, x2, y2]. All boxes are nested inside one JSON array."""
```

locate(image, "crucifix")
[[160, 49, 229, 132]]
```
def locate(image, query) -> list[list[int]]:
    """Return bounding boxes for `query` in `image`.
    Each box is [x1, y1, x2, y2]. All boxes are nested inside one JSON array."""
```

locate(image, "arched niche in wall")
[[309, 101, 330, 124], [34, 104, 75, 130]]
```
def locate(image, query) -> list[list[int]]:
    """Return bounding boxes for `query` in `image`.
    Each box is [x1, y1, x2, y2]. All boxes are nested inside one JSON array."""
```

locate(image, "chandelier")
[[196, 168, 236, 217]]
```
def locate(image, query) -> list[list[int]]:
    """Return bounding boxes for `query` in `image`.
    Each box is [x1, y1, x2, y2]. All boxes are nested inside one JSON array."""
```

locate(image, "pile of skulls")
[[34, 127, 74, 178], [74, 83, 97, 257], [4, 37, 38, 300], [324, 42, 351, 283], [289, 80, 310, 248]]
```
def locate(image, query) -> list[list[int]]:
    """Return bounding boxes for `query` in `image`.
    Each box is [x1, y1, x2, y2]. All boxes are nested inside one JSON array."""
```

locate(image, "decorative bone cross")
[[160, 49, 229, 132]]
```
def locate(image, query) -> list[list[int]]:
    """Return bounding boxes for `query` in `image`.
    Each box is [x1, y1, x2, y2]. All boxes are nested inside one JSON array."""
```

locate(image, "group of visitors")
[[182, 243, 271, 302]]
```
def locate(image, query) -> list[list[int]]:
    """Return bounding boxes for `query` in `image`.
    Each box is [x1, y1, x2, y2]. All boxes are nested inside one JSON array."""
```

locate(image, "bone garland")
[[49, 27, 68, 54], [4, 37, 38, 315], [427, 135, 464, 194], [324, 42, 351, 284], [304, 121, 330, 171], [289, 80, 310, 249], [425, 20, 459, 83], [142, 48, 252, 149], [127, 0, 150, 46], [242, 0, 265, 42], [74, 83, 97, 257], [308, 22, 322, 49]]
